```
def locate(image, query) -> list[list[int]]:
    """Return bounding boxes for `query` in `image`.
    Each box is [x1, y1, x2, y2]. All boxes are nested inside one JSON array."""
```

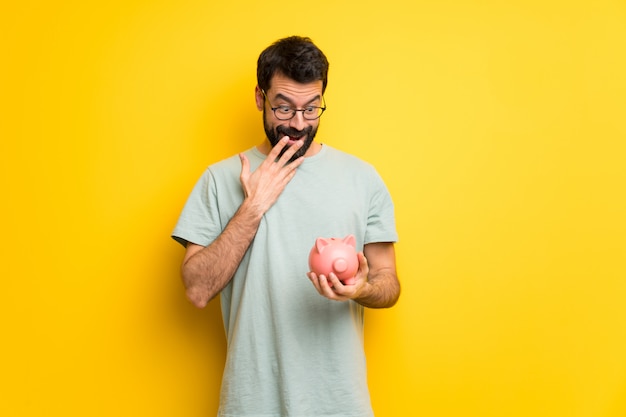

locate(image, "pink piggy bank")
[[308, 235, 359, 285]]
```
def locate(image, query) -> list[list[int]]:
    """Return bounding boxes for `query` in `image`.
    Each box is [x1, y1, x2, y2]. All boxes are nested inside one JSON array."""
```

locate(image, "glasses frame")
[[261, 89, 327, 121]]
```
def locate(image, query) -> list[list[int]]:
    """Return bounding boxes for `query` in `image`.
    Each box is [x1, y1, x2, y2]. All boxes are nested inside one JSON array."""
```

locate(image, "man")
[[172, 36, 400, 417]]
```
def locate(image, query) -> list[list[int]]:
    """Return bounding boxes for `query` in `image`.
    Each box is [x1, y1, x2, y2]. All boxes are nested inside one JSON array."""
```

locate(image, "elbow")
[[387, 291, 400, 308], [181, 263, 211, 309], [186, 287, 210, 309], [388, 282, 401, 307], [380, 281, 401, 309], [376, 292, 400, 309]]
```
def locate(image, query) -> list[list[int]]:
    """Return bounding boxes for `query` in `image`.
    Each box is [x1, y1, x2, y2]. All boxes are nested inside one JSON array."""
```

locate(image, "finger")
[[239, 153, 250, 193], [277, 139, 304, 165], [320, 274, 342, 297], [278, 162, 301, 186], [267, 136, 290, 161], [327, 272, 343, 289], [317, 274, 332, 292], [239, 153, 250, 175], [307, 272, 322, 293], [357, 252, 369, 275], [318, 274, 350, 301]]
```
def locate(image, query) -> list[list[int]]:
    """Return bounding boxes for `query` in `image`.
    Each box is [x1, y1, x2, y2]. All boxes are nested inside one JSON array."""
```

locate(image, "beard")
[[263, 109, 318, 163]]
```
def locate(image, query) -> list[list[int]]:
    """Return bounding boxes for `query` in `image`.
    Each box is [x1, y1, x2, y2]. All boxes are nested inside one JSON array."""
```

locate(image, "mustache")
[[276, 126, 312, 137]]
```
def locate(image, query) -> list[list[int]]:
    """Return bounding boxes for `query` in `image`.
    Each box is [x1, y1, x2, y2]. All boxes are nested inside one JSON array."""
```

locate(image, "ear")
[[343, 234, 356, 248], [315, 237, 331, 252], [255, 86, 264, 111]]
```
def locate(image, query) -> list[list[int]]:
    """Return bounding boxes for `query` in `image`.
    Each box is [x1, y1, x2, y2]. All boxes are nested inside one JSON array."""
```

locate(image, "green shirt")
[[173, 145, 397, 417]]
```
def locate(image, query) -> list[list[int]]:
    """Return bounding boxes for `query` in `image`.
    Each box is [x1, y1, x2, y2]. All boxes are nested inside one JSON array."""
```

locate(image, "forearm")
[[182, 199, 263, 308], [181, 140, 304, 308], [355, 269, 401, 309]]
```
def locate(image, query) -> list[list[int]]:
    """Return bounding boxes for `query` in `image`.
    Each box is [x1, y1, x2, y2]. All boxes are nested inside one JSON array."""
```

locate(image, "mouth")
[[287, 135, 304, 143], [276, 127, 309, 145]]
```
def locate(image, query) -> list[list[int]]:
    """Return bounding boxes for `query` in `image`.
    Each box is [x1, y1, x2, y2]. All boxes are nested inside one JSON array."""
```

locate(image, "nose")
[[288, 110, 307, 130]]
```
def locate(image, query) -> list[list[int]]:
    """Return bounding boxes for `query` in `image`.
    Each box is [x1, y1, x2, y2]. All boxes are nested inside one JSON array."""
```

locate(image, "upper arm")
[[363, 242, 397, 279]]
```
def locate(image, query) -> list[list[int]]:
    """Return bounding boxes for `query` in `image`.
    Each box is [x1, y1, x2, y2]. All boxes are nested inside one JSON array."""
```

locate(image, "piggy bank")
[[308, 235, 358, 285]]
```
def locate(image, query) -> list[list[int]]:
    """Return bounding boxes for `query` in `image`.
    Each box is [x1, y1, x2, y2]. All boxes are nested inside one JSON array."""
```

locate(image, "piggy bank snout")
[[333, 258, 349, 273]]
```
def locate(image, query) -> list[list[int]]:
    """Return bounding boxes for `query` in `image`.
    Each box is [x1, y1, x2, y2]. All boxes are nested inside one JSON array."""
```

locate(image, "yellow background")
[[2, 1, 625, 416]]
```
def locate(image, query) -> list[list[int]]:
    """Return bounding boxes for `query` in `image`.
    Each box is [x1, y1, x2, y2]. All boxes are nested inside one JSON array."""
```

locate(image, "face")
[[257, 73, 324, 161]]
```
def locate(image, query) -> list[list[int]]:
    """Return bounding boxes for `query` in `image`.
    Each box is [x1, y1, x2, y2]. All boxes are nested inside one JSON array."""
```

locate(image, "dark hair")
[[257, 36, 329, 93]]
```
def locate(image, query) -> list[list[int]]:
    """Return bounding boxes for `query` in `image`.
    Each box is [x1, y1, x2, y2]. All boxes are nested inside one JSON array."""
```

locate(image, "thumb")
[[239, 153, 250, 191]]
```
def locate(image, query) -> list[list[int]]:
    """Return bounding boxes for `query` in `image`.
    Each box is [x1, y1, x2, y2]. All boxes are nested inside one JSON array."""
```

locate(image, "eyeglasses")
[[261, 89, 326, 120]]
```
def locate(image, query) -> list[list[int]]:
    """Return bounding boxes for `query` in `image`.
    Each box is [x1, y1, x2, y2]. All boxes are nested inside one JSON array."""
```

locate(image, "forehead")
[[267, 73, 323, 100]]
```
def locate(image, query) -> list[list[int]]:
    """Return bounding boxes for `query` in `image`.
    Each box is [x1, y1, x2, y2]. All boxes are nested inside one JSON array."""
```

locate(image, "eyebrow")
[[273, 93, 322, 106]]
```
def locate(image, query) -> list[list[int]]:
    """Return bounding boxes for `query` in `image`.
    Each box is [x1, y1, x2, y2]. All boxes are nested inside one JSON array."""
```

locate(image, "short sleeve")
[[364, 169, 398, 244], [171, 168, 223, 247]]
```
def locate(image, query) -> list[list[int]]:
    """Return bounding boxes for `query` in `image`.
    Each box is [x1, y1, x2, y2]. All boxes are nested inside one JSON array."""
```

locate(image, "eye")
[[276, 106, 293, 114], [304, 107, 316, 114]]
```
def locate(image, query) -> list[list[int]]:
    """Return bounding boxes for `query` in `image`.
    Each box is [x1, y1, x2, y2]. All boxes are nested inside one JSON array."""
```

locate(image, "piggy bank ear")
[[343, 234, 356, 248], [315, 237, 331, 252]]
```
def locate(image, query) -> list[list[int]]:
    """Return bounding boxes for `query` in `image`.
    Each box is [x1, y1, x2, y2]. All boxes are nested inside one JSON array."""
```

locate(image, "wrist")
[[238, 197, 266, 222]]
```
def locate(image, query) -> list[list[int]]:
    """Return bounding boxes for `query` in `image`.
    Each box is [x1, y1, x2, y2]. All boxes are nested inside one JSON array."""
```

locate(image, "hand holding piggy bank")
[[308, 235, 359, 285]]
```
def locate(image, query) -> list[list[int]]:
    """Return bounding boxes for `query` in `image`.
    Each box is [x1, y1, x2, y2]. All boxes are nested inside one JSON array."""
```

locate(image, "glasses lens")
[[304, 108, 324, 120], [273, 106, 293, 120]]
